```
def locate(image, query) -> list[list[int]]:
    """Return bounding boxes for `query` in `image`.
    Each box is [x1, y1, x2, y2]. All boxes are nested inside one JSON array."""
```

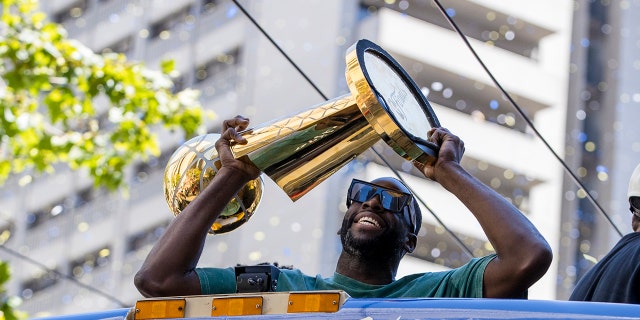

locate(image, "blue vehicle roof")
[[33, 297, 640, 320]]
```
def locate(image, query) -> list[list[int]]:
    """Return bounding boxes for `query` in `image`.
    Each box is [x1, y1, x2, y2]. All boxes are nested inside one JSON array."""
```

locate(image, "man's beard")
[[338, 218, 405, 261]]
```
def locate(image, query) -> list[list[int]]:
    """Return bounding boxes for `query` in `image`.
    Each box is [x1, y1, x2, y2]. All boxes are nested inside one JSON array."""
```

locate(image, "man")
[[569, 163, 640, 303], [135, 115, 552, 298]]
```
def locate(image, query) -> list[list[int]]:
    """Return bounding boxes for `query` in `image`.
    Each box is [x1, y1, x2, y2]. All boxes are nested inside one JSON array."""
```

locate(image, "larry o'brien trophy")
[[163, 39, 441, 234]]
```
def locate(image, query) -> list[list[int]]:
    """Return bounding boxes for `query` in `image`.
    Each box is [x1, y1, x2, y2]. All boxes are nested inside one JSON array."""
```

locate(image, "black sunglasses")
[[631, 206, 640, 219], [346, 179, 417, 233], [630, 197, 640, 218]]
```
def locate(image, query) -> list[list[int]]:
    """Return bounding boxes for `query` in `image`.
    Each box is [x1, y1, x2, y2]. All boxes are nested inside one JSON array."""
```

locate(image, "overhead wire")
[[9, 0, 606, 306], [431, 0, 623, 238], [230, 0, 475, 258], [371, 146, 475, 258], [231, 0, 327, 101], [0, 244, 128, 307], [10, 2, 615, 304], [0, 1, 476, 310]]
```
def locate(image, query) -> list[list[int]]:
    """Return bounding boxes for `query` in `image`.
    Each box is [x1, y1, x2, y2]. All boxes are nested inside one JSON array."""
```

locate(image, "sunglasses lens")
[[348, 180, 416, 232], [382, 190, 407, 212], [350, 183, 373, 203], [349, 181, 410, 212]]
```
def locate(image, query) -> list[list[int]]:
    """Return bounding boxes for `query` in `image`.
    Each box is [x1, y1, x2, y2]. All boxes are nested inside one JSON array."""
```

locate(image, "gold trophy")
[[163, 39, 440, 234]]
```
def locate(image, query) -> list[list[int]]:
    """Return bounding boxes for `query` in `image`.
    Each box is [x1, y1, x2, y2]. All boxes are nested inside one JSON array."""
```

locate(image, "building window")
[[193, 47, 241, 101], [21, 270, 59, 299], [461, 157, 536, 213], [126, 222, 169, 253], [0, 221, 13, 245], [412, 222, 494, 268], [74, 187, 98, 208], [194, 47, 240, 83], [26, 201, 69, 230], [53, 0, 89, 24], [201, 0, 223, 14], [359, 0, 548, 59], [149, 5, 194, 40], [171, 75, 185, 94], [70, 246, 112, 279], [100, 36, 134, 55], [25, 187, 99, 230]]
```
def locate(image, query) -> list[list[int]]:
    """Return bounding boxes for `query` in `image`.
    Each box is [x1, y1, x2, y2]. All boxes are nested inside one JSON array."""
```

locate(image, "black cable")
[[370, 147, 475, 258], [231, 0, 476, 257], [432, 0, 623, 238], [0, 244, 128, 307], [230, 0, 328, 101]]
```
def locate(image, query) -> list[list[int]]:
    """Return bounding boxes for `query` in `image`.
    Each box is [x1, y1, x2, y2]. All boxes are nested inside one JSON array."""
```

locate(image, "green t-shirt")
[[196, 254, 496, 298]]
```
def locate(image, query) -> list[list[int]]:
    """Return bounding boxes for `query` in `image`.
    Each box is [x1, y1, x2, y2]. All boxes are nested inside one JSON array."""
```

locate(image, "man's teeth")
[[358, 216, 380, 228]]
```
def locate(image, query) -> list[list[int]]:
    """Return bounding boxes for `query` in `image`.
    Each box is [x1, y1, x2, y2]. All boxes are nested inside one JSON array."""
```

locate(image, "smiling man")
[[135, 115, 552, 299]]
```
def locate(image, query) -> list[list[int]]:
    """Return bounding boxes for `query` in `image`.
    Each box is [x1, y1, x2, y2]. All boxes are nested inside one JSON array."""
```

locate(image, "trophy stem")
[[163, 39, 440, 234], [232, 94, 380, 201]]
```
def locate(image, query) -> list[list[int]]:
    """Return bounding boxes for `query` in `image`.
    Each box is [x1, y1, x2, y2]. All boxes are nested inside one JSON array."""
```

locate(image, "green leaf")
[[160, 59, 175, 74]]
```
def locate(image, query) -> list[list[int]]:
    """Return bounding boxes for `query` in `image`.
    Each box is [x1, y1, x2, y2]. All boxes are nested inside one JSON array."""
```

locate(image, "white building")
[[0, 0, 605, 316]]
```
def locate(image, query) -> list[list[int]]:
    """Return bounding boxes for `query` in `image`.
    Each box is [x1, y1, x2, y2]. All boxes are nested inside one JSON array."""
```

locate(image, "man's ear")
[[404, 232, 417, 253]]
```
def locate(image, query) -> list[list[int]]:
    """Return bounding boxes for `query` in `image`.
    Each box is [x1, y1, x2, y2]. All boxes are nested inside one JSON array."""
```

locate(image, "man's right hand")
[[215, 115, 261, 182], [135, 115, 264, 297], [415, 127, 465, 183]]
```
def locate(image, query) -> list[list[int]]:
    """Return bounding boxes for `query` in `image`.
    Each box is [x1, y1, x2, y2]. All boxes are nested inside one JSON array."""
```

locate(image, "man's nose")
[[363, 194, 384, 211]]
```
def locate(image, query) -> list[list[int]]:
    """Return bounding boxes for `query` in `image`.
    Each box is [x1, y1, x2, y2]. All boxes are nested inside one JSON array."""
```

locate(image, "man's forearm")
[[437, 163, 549, 259], [437, 162, 551, 297], [135, 167, 252, 296]]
